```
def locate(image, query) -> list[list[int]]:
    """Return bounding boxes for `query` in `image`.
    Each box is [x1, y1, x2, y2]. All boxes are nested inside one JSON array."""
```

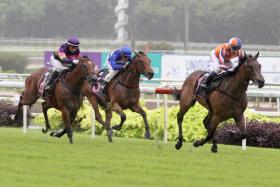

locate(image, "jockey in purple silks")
[[99, 45, 133, 96], [44, 37, 81, 94]]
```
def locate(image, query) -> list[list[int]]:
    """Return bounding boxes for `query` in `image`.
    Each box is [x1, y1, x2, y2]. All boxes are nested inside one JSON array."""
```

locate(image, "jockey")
[[99, 45, 133, 95], [44, 36, 81, 94], [201, 37, 244, 89]]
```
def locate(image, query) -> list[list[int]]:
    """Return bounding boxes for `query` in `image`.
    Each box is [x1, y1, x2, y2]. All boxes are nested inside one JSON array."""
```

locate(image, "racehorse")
[[15, 56, 95, 144], [83, 51, 154, 142], [173, 52, 264, 152]]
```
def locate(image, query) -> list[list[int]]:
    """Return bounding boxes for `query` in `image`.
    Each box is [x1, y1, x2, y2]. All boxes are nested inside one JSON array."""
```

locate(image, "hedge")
[[32, 103, 280, 148]]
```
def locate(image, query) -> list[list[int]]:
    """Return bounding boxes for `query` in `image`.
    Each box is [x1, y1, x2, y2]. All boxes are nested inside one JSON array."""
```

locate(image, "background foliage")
[[0, 0, 279, 44], [0, 52, 28, 73]]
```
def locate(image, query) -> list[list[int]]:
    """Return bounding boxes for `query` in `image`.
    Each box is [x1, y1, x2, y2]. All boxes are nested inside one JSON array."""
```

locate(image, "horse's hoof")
[[193, 140, 201, 147], [108, 139, 113, 143], [107, 129, 113, 143], [175, 141, 182, 150], [144, 132, 151, 139], [69, 140, 73, 144], [50, 132, 55, 137], [211, 145, 218, 153], [112, 125, 121, 131], [42, 127, 48, 134], [10, 115, 15, 120], [108, 136, 113, 143]]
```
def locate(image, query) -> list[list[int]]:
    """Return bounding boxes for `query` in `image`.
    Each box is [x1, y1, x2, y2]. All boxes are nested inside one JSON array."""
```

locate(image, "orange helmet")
[[228, 37, 242, 50]]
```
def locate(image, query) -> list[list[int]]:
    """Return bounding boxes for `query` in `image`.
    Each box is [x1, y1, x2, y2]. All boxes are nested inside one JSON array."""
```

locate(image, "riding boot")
[[44, 70, 59, 96], [201, 71, 217, 89], [98, 80, 110, 110]]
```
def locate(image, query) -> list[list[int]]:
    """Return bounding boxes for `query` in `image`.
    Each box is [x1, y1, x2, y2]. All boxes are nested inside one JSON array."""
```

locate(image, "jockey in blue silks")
[[99, 45, 133, 95], [44, 36, 81, 95]]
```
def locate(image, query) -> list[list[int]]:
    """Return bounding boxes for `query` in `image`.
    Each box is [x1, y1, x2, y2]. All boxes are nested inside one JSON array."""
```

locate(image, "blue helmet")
[[120, 46, 132, 57], [67, 36, 80, 47]]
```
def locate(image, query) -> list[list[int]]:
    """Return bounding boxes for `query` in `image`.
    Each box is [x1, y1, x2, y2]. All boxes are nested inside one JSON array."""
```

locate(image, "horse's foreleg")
[[234, 113, 247, 141], [111, 103, 126, 131], [193, 116, 219, 152], [130, 104, 150, 139], [93, 101, 106, 127], [104, 109, 113, 142], [175, 106, 190, 150], [86, 94, 106, 126], [61, 108, 73, 144], [42, 102, 51, 133]]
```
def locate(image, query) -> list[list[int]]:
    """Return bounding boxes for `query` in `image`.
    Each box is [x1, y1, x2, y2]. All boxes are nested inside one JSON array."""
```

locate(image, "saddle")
[[38, 69, 70, 97], [38, 70, 52, 96], [89, 68, 109, 94], [195, 72, 229, 99]]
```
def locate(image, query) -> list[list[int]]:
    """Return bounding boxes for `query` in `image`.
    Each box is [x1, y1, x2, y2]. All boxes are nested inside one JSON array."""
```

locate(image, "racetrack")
[[0, 128, 279, 187]]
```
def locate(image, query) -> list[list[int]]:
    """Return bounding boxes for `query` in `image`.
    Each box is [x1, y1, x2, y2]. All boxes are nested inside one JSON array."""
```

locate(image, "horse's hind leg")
[[42, 102, 51, 133], [15, 91, 39, 121], [111, 103, 126, 131], [130, 104, 150, 139], [14, 93, 24, 120]]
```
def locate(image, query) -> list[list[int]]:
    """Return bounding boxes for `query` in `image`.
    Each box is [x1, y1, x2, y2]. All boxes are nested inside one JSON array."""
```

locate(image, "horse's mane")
[[227, 52, 252, 77], [125, 51, 147, 68]]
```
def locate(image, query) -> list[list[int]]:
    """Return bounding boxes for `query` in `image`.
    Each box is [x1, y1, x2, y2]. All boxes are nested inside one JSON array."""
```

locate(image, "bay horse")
[[174, 52, 264, 152], [15, 57, 95, 144], [83, 51, 154, 142]]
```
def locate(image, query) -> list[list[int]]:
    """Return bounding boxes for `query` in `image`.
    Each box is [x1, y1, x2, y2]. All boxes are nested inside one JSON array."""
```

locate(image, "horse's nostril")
[[149, 72, 154, 79], [257, 80, 265, 88]]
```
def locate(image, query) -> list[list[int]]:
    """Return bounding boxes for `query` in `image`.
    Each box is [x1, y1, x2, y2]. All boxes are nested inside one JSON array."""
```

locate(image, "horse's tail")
[[172, 87, 181, 100]]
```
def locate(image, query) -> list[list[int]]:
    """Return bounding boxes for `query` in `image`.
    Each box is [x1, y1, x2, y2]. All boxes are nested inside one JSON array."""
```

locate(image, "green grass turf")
[[0, 127, 279, 187]]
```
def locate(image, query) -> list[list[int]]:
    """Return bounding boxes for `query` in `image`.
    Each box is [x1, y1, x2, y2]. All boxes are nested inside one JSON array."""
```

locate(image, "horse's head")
[[130, 51, 154, 80], [240, 52, 265, 88], [75, 55, 96, 81]]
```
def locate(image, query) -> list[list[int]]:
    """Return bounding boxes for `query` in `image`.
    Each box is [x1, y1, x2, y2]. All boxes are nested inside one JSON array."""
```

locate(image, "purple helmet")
[[120, 46, 132, 57], [67, 36, 80, 47]]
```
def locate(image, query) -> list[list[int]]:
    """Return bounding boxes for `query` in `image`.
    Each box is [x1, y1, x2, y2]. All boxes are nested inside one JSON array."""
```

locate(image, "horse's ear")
[[239, 51, 248, 64], [254, 51, 259, 59], [244, 51, 248, 59], [133, 49, 139, 56]]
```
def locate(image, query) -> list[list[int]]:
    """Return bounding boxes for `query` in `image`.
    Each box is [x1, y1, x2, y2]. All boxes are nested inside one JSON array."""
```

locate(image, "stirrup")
[[200, 83, 208, 88]]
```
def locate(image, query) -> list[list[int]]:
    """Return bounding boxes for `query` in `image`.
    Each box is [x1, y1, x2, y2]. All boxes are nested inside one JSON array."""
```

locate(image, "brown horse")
[[174, 52, 264, 152], [15, 57, 95, 143], [83, 51, 154, 142]]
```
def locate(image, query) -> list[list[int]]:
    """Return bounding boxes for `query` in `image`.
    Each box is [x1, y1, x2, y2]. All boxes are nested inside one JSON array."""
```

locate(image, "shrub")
[[215, 121, 280, 148], [0, 52, 28, 73], [0, 101, 30, 127], [33, 103, 209, 141]]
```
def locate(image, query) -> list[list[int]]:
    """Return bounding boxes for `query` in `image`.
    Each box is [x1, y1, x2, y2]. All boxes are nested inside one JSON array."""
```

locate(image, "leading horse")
[[15, 57, 95, 143], [83, 51, 154, 142], [174, 52, 264, 152]]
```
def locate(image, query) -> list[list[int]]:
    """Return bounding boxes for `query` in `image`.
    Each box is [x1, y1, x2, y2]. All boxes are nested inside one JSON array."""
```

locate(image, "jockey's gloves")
[[73, 59, 79, 64]]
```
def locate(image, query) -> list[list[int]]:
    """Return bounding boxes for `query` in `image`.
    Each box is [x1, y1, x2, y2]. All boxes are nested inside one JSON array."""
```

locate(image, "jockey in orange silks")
[[201, 37, 244, 88]]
